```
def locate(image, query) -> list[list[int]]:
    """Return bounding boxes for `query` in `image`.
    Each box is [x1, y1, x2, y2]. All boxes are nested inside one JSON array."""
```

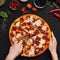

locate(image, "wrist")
[[5, 53, 15, 60], [51, 51, 58, 60], [50, 51, 57, 55]]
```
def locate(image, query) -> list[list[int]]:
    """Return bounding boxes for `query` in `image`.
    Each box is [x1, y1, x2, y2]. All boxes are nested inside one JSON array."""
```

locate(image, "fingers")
[[52, 32, 57, 43], [49, 37, 52, 45], [18, 40, 23, 46]]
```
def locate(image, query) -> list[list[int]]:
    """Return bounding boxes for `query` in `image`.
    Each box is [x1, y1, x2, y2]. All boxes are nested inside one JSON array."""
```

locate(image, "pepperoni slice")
[[12, 26, 17, 31], [21, 31, 26, 36], [41, 20, 44, 25], [36, 36, 41, 42], [17, 27, 23, 31], [22, 23, 26, 26], [20, 17, 24, 23], [38, 26, 42, 30], [33, 30, 39, 36], [43, 37, 50, 41], [43, 33, 48, 38], [35, 48, 40, 55], [16, 31, 20, 34], [10, 32, 14, 37], [33, 17, 36, 22], [24, 50, 29, 55], [27, 46, 31, 50], [27, 22, 31, 26], [40, 47, 44, 51], [26, 15, 30, 19]]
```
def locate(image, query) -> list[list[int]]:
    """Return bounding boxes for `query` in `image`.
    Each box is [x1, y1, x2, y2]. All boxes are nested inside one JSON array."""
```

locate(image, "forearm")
[[5, 54, 15, 60], [51, 51, 58, 60]]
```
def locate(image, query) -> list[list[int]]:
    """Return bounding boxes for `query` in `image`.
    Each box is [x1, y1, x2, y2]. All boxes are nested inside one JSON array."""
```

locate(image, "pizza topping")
[[35, 48, 40, 54], [36, 36, 40, 42], [12, 26, 17, 31], [15, 22, 20, 27], [38, 26, 42, 30], [10, 32, 14, 37], [27, 22, 31, 25], [32, 36, 37, 41], [20, 17, 24, 22], [34, 44, 36, 47], [28, 30, 34, 34], [22, 31, 26, 36], [16, 33, 21, 38], [12, 37, 18, 43], [22, 23, 26, 26], [33, 30, 39, 36], [27, 39, 33, 45], [41, 26, 47, 31], [17, 27, 23, 31], [13, 31, 16, 35], [29, 46, 35, 55], [37, 33, 43, 38], [26, 16, 33, 23], [38, 44, 43, 48], [43, 33, 48, 38], [39, 38, 45, 45], [33, 20, 42, 27], [24, 29, 29, 33]]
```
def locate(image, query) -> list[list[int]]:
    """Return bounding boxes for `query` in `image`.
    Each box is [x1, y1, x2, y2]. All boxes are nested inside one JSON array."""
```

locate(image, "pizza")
[[9, 14, 51, 57]]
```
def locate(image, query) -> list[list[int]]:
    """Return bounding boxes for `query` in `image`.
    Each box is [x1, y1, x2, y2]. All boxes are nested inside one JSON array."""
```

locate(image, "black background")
[[0, 0, 60, 60]]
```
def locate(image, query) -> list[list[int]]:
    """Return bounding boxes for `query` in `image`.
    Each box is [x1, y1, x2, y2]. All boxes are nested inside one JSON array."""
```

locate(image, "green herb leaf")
[[0, 11, 8, 18]]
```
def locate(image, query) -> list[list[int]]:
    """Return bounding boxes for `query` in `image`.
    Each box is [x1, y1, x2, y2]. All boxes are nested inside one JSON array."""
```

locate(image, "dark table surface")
[[0, 0, 60, 60]]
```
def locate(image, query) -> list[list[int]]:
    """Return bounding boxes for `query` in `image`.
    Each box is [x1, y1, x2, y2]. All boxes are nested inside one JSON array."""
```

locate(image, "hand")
[[5, 40, 23, 60], [49, 32, 58, 60], [49, 32, 57, 54]]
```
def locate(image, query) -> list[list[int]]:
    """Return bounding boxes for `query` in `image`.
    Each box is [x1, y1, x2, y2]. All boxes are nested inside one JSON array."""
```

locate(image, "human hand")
[[49, 32, 58, 60], [5, 40, 23, 60], [49, 32, 57, 54]]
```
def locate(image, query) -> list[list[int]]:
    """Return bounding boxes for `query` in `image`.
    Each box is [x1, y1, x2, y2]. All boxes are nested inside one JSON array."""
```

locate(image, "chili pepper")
[[53, 13, 60, 19], [50, 9, 60, 13]]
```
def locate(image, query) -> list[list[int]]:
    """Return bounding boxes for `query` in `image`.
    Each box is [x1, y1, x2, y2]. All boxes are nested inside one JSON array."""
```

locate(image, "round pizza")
[[9, 14, 51, 57]]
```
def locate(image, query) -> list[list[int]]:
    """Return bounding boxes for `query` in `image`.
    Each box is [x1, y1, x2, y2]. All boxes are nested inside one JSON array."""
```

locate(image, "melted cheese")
[[12, 31, 16, 35], [37, 34, 43, 38], [42, 26, 47, 31], [26, 16, 33, 23], [39, 38, 45, 45], [27, 39, 33, 44], [15, 22, 20, 27], [32, 36, 37, 41], [29, 30, 34, 34], [29, 46, 34, 55], [12, 37, 18, 43], [33, 20, 42, 26], [16, 33, 21, 38], [39, 44, 43, 48]]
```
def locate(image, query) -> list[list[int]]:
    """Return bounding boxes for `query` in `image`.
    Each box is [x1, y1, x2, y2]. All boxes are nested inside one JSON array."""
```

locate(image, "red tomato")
[[27, 4, 32, 9], [21, 7, 26, 12], [32, 7, 38, 12]]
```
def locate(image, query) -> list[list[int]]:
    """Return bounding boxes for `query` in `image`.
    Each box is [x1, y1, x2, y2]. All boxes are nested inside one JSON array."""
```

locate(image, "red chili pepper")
[[53, 13, 60, 19], [50, 9, 60, 13]]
